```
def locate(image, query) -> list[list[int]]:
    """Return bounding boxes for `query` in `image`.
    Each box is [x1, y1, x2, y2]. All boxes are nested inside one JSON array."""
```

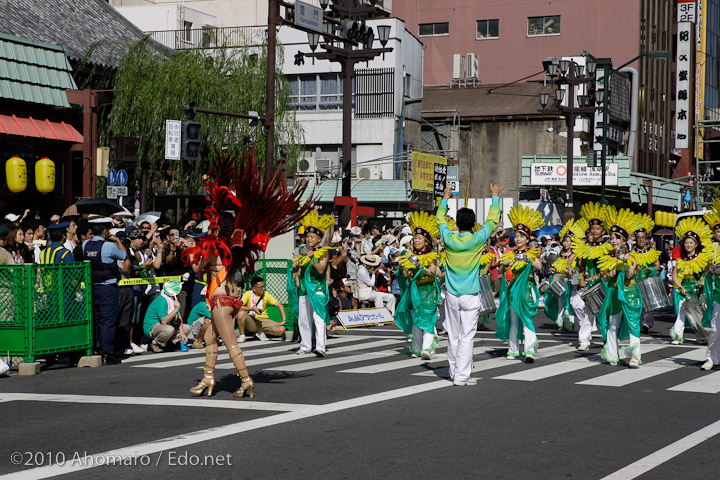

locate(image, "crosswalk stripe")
[[494, 344, 667, 382], [668, 371, 720, 393], [412, 343, 578, 378], [338, 346, 496, 374], [130, 336, 372, 369], [578, 348, 706, 387], [264, 347, 409, 372], [214, 338, 403, 370]]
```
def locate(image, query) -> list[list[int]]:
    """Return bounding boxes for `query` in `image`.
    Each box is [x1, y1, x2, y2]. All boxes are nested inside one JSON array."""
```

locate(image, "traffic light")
[[181, 121, 201, 161], [342, 20, 375, 49]]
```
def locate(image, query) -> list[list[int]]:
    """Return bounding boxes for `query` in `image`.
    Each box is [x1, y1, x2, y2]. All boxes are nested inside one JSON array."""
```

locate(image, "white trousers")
[[707, 303, 720, 364], [366, 290, 396, 314], [605, 312, 641, 361], [298, 295, 327, 353], [443, 291, 479, 383], [672, 299, 690, 341], [570, 290, 595, 347], [411, 322, 435, 355], [508, 306, 538, 356]]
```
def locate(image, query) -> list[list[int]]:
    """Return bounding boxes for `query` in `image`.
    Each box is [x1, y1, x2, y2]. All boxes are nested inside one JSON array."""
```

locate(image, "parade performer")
[[702, 200, 720, 370], [669, 217, 712, 345], [495, 205, 544, 362], [596, 208, 644, 367], [184, 151, 312, 398], [288, 210, 335, 357], [395, 211, 441, 359], [542, 218, 584, 331], [572, 202, 612, 351], [630, 214, 661, 332], [437, 184, 503, 386]]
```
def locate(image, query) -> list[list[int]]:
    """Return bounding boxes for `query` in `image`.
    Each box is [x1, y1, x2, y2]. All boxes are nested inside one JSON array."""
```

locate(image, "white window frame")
[[418, 22, 450, 37], [527, 15, 560, 37], [476, 19, 499, 40]]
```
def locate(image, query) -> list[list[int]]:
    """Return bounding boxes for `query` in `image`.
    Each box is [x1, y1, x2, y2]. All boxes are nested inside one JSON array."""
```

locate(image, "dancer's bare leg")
[[189, 321, 219, 396], [212, 305, 254, 398]]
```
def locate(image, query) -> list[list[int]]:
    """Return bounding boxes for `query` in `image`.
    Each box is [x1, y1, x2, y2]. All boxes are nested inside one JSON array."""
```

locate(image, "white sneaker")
[[313, 349, 326, 357], [629, 358, 639, 368], [296, 349, 310, 355], [238, 335, 246, 343], [421, 350, 432, 360], [256, 332, 269, 342], [525, 353, 535, 363], [506, 355, 518, 360], [453, 378, 478, 386], [130, 343, 144, 354], [702, 361, 714, 371], [123, 348, 134, 356], [671, 340, 682, 345], [577, 344, 589, 352]]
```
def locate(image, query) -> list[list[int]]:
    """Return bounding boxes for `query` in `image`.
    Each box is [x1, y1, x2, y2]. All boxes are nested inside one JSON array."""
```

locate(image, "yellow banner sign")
[[411, 152, 447, 193], [118, 276, 181, 286]]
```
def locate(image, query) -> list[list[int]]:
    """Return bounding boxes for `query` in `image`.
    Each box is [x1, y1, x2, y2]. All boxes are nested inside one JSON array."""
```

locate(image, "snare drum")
[[549, 278, 567, 297], [684, 294, 710, 341], [636, 276, 670, 312], [580, 282, 606, 315], [478, 275, 496, 316]]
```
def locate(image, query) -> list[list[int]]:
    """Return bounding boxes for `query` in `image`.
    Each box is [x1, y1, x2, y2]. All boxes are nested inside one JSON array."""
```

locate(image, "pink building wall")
[[392, 0, 642, 86]]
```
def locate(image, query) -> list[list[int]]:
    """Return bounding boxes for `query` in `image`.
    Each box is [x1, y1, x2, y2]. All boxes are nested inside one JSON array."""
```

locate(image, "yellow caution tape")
[[118, 276, 181, 286]]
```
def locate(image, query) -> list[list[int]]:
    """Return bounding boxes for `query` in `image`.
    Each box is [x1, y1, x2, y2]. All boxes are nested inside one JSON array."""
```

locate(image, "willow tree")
[[102, 36, 303, 196]]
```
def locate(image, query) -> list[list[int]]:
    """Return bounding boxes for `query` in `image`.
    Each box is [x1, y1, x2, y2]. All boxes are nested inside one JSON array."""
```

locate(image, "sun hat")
[[360, 254, 381, 267]]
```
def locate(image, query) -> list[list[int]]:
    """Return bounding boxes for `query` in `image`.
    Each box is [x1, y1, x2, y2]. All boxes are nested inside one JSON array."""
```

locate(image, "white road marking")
[[2, 380, 451, 480], [601, 417, 720, 479], [578, 348, 707, 387], [0, 393, 307, 412], [264, 347, 408, 372], [338, 346, 496, 374], [668, 370, 720, 394], [494, 344, 668, 382], [213, 338, 403, 369]]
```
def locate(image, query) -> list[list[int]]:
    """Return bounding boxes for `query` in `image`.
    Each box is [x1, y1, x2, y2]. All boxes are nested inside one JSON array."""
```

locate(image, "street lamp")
[[540, 54, 601, 221], [598, 49, 671, 203]]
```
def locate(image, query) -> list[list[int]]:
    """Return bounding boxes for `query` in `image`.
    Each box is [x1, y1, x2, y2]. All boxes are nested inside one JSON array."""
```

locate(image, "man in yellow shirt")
[[237, 276, 287, 341]]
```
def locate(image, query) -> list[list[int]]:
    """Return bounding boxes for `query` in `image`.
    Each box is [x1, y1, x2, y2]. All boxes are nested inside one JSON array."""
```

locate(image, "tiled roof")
[[0, 0, 170, 68], [301, 179, 411, 203], [422, 82, 556, 119], [0, 113, 83, 143], [0, 33, 77, 107]]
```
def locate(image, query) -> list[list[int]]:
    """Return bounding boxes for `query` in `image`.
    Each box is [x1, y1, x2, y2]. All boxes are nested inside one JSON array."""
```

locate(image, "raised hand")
[[490, 183, 505, 197]]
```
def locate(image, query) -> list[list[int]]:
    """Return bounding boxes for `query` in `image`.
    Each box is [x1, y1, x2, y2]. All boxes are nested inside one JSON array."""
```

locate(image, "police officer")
[[40, 222, 75, 264], [83, 217, 128, 365]]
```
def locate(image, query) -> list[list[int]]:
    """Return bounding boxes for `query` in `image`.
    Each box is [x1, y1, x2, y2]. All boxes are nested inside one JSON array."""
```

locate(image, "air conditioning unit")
[[297, 157, 317, 175], [452, 54, 466, 79], [358, 165, 380, 180], [466, 53, 479, 79]]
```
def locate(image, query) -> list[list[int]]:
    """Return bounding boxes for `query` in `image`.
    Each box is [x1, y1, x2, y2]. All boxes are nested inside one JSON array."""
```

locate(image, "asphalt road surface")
[[2, 310, 720, 480]]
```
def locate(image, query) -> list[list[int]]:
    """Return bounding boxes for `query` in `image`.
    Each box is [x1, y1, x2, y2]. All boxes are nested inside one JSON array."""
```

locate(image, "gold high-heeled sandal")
[[233, 368, 255, 399], [190, 342, 218, 397]]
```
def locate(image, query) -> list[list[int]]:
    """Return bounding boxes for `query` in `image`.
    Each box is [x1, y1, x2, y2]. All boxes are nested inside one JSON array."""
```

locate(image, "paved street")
[[2, 312, 720, 480]]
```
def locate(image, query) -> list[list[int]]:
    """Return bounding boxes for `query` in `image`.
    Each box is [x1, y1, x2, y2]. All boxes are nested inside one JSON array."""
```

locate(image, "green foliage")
[[102, 36, 303, 196]]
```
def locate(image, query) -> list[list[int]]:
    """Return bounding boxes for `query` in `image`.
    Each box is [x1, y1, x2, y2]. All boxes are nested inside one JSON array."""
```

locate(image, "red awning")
[[0, 114, 83, 143]]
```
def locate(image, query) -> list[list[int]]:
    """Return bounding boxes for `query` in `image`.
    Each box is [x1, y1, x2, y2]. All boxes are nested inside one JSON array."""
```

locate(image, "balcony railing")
[[147, 26, 266, 50]]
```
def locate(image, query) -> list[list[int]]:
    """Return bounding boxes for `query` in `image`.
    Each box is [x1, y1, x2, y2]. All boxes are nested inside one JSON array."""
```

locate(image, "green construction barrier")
[[0, 263, 93, 362], [253, 259, 296, 331]]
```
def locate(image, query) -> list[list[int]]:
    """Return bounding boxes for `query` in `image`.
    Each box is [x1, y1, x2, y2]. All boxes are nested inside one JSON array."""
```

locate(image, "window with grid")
[[287, 74, 352, 112], [476, 19, 499, 39], [527, 15, 560, 36], [418, 22, 449, 37]]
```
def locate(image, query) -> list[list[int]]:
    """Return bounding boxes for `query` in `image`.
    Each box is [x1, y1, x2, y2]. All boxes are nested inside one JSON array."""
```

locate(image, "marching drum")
[[580, 282, 606, 315], [478, 275, 496, 316], [637, 276, 671, 312], [549, 277, 567, 297], [684, 294, 710, 341]]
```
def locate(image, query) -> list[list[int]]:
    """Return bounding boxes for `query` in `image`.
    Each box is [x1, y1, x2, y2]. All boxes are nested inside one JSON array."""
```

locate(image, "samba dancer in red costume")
[[184, 151, 312, 398]]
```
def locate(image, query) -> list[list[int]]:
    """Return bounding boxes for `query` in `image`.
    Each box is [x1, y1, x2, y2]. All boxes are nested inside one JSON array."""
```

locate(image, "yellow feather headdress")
[[634, 213, 655, 234], [508, 205, 544, 237], [675, 216, 713, 276], [559, 218, 587, 240], [704, 198, 720, 232], [604, 208, 643, 241], [408, 210, 440, 240], [579, 201, 608, 233], [299, 210, 335, 237]]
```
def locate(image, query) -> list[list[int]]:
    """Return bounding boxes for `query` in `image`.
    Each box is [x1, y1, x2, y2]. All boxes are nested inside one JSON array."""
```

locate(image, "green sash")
[[495, 264, 539, 342]]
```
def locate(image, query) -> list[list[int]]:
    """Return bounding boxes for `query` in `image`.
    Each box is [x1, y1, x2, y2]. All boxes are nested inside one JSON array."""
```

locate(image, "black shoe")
[[641, 325, 650, 334], [103, 354, 122, 365]]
